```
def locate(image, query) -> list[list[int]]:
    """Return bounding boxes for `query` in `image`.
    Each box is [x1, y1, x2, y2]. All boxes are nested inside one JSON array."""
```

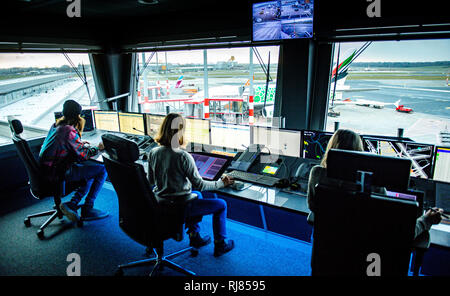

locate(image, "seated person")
[[147, 113, 235, 257], [307, 129, 443, 240], [39, 100, 108, 222]]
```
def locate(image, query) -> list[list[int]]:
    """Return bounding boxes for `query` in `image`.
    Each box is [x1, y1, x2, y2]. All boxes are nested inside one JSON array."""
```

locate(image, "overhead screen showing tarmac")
[[253, 0, 314, 41]]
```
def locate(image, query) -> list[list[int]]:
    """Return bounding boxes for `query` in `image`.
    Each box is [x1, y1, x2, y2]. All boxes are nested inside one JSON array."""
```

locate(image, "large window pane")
[[0, 53, 96, 138], [326, 39, 450, 146]]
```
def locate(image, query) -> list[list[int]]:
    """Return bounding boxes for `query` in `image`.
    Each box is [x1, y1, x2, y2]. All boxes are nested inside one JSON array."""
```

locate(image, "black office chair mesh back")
[[312, 184, 418, 276], [9, 119, 49, 197], [101, 133, 163, 247]]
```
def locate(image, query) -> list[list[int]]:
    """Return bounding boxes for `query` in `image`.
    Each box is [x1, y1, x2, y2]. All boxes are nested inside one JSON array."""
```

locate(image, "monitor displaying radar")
[[362, 137, 435, 179], [118, 112, 145, 135]]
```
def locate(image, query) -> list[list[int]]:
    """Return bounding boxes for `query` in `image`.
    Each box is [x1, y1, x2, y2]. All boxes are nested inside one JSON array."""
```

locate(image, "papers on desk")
[[90, 154, 103, 163]]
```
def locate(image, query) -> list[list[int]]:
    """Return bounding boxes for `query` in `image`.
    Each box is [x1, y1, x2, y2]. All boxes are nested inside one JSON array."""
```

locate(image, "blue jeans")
[[185, 191, 228, 242], [65, 160, 107, 208]]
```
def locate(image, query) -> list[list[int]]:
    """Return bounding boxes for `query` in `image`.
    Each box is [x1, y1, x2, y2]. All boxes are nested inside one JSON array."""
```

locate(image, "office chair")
[[311, 184, 418, 276], [8, 119, 84, 239], [101, 133, 199, 276]]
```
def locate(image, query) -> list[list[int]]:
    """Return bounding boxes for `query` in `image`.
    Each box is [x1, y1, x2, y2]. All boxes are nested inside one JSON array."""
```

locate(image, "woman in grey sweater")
[[147, 113, 235, 257], [307, 129, 443, 243]]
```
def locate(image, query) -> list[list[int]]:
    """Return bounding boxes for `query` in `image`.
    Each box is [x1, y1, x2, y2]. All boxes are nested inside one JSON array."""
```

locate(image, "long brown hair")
[[321, 129, 363, 168], [154, 113, 186, 148], [55, 115, 86, 136]]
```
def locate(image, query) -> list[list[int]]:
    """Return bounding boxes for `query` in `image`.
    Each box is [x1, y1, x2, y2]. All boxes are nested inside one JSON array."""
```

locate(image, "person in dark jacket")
[[39, 100, 108, 222]]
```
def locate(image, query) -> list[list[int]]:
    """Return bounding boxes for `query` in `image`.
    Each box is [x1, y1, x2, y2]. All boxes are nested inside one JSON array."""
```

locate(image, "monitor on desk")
[[433, 146, 450, 183], [93, 110, 120, 132], [327, 149, 412, 192], [211, 122, 250, 150], [252, 126, 301, 158], [190, 152, 232, 181], [119, 112, 145, 136], [184, 118, 210, 145], [362, 137, 435, 179], [54, 109, 95, 132], [302, 130, 333, 160], [145, 114, 165, 138]]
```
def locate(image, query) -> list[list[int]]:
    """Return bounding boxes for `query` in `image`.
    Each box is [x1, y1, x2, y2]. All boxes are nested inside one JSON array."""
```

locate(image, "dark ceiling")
[[0, 0, 251, 48], [0, 0, 449, 51]]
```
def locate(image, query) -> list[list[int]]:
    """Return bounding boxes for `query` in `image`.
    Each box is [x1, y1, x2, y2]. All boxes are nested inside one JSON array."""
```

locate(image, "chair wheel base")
[[24, 218, 31, 227], [190, 249, 199, 257], [37, 230, 44, 240]]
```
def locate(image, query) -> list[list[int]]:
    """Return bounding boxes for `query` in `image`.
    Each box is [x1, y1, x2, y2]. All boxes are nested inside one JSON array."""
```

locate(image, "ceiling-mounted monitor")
[[252, 0, 314, 42]]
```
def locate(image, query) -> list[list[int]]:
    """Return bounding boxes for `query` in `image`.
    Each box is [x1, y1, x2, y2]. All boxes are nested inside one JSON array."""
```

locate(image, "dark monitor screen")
[[252, 0, 314, 41], [118, 112, 145, 136], [362, 137, 434, 179], [54, 109, 94, 132], [190, 152, 232, 181], [302, 130, 334, 160], [327, 149, 412, 192]]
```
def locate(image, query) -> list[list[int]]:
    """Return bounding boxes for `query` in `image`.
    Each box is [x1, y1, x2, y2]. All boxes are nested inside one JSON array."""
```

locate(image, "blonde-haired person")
[[147, 113, 235, 257], [307, 129, 443, 241]]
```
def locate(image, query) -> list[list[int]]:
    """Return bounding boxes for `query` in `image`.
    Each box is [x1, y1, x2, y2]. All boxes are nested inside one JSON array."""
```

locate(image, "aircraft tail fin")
[[175, 75, 183, 88]]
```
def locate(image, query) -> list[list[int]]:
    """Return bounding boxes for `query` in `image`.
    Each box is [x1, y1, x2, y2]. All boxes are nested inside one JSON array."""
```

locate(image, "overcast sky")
[[0, 39, 449, 69]]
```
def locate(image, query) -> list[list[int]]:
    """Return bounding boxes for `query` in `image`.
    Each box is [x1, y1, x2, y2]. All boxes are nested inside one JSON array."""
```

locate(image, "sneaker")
[[80, 206, 109, 221], [59, 202, 80, 222], [189, 232, 211, 249], [214, 239, 235, 257]]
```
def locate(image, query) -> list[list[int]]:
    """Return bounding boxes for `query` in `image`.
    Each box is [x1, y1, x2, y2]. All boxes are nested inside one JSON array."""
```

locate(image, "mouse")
[[231, 181, 245, 191]]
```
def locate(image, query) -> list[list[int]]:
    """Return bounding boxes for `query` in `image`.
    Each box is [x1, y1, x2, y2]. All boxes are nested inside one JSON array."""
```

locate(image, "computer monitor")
[[190, 152, 232, 181], [362, 137, 435, 179], [252, 0, 314, 41], [327, 149, 412, 192], [211, 122, 250, 150], [435, 181, 450, 214], [252, 126, 301, 157], [93, 110, 120, 132], [118, 112, 146, 136], [54, 109, 95, 132], [184, 118, 210, 145], [145, 114, 165, 139], [302, 130, 334, 160], [433, 146, 450, 183]]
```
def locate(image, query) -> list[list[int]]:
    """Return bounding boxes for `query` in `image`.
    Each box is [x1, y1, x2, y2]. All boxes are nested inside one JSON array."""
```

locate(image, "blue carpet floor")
[[0, 182, 312, 276]]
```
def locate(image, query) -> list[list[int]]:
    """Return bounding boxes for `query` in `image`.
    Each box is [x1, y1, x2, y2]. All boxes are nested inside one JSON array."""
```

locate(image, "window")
[[0, 53, 95, 144], [325, 39, 450, 146], [135, 46, 280, 148]]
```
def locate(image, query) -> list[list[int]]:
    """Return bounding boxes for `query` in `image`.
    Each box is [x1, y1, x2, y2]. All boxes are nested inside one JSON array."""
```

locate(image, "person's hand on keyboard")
[[221, 175, 234, 187]]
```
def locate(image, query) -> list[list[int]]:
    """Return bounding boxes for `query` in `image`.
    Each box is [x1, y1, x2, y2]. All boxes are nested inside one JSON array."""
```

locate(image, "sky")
[[336, 39, 450, 63], [0, 39, 449, 69]]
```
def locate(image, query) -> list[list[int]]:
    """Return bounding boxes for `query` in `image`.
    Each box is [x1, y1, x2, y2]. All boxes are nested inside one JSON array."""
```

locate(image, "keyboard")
[[227, 170, 280, 187]]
